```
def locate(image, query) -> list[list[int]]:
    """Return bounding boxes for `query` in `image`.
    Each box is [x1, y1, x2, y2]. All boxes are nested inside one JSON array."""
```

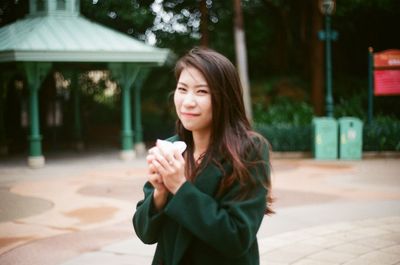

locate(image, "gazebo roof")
[[0, 8, 169, 64]]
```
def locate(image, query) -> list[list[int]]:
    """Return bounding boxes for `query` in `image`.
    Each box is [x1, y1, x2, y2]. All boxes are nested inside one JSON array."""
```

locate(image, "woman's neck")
[[192, 130, 210, 161]]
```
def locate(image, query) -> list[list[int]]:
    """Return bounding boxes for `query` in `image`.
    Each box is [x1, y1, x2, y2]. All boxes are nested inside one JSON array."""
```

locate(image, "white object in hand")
[[157, 139, 187, 154]]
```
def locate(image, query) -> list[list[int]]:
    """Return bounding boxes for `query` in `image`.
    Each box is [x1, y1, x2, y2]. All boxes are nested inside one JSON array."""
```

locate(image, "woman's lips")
[[181, 112, 200, 118]]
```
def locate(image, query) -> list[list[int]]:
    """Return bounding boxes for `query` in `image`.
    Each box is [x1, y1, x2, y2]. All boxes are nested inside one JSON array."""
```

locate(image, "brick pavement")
[[0, 152, 399, 265]]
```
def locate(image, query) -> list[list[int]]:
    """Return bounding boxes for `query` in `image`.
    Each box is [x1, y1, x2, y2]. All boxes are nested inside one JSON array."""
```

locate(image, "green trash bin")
[[312, 117, 338, 160], [338, 117, 363, 160]]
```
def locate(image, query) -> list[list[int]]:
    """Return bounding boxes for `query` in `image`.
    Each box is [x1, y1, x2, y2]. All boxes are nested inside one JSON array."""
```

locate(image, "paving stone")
[[378, 232, 400, 243], [270, 230, 313, 243], [291, 259, 336, 265], [282, 242, 322, 255], [380, 245, 400, 255], [304, 225, 339, 236], [259, 258, 288, 265], [380, 216, 400, 224], [1, 157, 400, 265], [263, 249, 308, 263], [101, 238, 156, 256], [343, 250, 400, 265], [380, 223, 400, 233], [329, 242, 374, 255], [353, 237, 397, 249], [301, 235, 344, 248], [61, 252, 152, 265], [258, 237, 289, 254], [307, 249, 357, 263]]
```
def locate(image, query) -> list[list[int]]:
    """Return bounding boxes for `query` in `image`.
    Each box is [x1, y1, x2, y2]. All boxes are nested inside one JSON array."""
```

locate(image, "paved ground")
[[0, 151, 399, 265]]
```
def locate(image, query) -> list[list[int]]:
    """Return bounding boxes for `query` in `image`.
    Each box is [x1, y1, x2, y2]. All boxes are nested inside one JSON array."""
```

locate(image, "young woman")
[[133, 47, 273, 265]]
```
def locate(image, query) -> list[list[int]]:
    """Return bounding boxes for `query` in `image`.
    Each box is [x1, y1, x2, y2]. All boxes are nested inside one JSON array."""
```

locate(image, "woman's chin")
[[181, 124, 194, 132]]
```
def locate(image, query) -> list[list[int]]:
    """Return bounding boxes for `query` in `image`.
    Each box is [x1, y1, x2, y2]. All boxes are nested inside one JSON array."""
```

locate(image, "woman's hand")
[[146, 150, 168, 211], [150, 140, 186, 195]]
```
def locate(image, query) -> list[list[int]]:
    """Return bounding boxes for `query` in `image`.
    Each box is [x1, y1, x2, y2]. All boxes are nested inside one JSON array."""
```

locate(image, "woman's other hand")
[[151, 140, 186, 195]]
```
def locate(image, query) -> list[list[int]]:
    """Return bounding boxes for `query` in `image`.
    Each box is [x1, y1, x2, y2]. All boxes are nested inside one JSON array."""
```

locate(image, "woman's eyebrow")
[[177, 81, 188, 87], [178, 81, 208, 88]]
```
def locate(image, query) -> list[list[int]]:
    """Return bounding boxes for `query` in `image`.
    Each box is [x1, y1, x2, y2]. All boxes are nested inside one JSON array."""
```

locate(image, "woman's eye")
[[177, 87, 187, 92], [197, 89, 209, 94]]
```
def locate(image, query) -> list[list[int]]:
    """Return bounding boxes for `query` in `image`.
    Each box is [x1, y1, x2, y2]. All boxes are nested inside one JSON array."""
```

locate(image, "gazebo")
[[0, 0, 170, 168]]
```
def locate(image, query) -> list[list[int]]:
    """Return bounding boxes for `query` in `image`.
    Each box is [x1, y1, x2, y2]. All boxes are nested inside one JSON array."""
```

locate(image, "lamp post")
[[318, 0, 338, 117]]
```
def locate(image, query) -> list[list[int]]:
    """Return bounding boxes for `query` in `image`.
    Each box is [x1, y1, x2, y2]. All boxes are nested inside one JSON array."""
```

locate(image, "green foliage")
[[80, 0, 155, 41], [140, 67, 176, 142], [334, 93, 366, 120], [79, 71, 120, 125], [2, 0, 399, 152], [255, 123, 312, 152], [254, 97, 314, 126], [363, 116, 400, 151], [255, 114, 400, 152]]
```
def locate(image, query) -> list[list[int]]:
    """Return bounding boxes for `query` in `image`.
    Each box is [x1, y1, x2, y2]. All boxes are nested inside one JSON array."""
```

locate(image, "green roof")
[[0, 14, 169, 64]]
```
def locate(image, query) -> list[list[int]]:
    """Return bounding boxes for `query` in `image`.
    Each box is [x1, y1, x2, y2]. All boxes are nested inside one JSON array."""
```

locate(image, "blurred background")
[[0, 0, 399, 156]]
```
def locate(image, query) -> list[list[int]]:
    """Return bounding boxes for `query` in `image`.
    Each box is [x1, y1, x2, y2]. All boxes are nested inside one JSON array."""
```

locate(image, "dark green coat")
[[133, 136, 269, 265]]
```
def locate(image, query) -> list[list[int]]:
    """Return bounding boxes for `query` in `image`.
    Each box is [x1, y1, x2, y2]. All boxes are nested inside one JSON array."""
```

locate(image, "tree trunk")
[[233, 0, 252, 122], [310, 0, 324, 116], [199, 0, 209, 47]]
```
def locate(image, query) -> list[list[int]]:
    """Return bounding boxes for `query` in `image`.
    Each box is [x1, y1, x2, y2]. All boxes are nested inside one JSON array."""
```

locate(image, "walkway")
[[0, 152, 399, 265]]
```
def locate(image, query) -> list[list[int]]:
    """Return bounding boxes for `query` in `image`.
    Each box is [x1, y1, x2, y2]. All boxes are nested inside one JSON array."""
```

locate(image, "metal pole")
[[325, 15, 334, 117], [367, 47, 374, 124]]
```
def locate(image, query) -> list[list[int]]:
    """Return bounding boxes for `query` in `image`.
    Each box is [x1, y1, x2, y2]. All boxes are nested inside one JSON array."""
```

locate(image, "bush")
[[254, 97, 313, 126], [253, 97, 313, 151], [253, 96, 400, 152], [255, 117, 400, 152], [254, 123, 312, 152], [363, 116, 400, 151]]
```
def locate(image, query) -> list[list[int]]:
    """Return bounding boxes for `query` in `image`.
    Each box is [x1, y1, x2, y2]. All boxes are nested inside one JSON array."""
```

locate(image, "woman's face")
[[174, 67, 212, 135]]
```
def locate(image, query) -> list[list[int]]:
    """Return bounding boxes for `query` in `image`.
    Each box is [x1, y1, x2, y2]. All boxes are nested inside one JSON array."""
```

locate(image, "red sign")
[[373, 49, 400, 95], [374, 70, 400, 95], [374, 49, 400, 68]]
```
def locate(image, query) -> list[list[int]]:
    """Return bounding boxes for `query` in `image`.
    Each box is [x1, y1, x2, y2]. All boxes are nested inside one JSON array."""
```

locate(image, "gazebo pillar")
[[23, 62, 52, 168], [0, 73, 12, 155], [133, 69, 150, 157], [109, 63, 139, 160]]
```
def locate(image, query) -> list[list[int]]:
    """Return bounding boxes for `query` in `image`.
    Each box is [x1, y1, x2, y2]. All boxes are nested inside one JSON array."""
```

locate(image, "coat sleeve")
[[133, 182, 166, 244], [163, 143, 270, 258]]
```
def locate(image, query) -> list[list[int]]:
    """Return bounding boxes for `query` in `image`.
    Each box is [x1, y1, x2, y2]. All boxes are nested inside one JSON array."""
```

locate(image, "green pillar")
[[134, 83, 142, 144], [109, 63, 139, 160], [133, 69, 149, 157], [367, 47, 374, 125], [0, 75, 9, 156], [122, 82, 133, 150], [319, 15, 338, 118], [324, 15, 334, 118], [23, 62, 52, 168]]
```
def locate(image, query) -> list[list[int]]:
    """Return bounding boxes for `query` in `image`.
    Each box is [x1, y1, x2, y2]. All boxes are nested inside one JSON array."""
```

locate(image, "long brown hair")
[[174, 47, 274, 215]]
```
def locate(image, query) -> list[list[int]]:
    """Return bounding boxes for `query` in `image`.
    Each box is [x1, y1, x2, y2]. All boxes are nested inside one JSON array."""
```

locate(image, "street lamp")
[[318, 0, 338, 117]]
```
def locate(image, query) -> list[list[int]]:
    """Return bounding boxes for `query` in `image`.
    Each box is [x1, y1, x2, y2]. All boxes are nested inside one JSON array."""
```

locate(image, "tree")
[[310, 0, 324, 115], [199, 0, 209, 47], [233, 0, 252, 121], [2, 0, 399, 118]]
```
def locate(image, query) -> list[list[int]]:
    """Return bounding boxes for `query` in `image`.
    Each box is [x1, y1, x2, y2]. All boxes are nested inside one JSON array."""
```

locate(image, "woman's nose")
[[182, 93, 196, 107]]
